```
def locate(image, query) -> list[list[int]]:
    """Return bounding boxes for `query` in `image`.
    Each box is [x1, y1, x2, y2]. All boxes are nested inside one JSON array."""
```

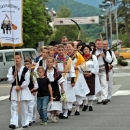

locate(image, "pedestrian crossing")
[[112, 90, 130, 96]]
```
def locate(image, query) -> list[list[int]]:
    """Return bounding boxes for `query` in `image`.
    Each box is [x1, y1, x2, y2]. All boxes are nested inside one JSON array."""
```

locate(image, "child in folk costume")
[[34, 47, 49, 71], [55, 44, 76, 118], [24, 59, 37, 125], [44, 57, 65, 122], [34, 67, 54, 125], [81, 45, 101, 111], [7, 52, 32, 129], [67, 42, 90, 116]]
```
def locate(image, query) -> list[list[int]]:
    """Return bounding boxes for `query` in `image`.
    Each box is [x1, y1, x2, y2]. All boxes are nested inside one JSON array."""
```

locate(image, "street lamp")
[[99, 2, 113, 47]]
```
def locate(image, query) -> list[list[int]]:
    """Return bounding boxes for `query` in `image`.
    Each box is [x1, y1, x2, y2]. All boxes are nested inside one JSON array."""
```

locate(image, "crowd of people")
[[7, 36, 117, 129]]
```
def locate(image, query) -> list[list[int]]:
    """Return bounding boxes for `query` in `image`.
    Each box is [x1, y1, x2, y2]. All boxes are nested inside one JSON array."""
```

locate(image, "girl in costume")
[[81, 45, 101, 111], [67, 41, 90, 116], [45, 57, 65, 122], [55, 44, 76, 118]]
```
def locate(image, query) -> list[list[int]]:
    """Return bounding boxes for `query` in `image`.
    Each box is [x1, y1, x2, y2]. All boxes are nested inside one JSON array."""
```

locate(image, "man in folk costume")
[[55, 44, 76, 119], [102, 40, 117, 102], [7, 52, 32, 129], [67, 42, 90, 115], [93, 39, 112, 104], [34, 47, 49, 71]]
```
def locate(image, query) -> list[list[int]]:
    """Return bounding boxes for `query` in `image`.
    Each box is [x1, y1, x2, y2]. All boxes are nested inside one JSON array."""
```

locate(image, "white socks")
[[88, 100, 93, 106], [75, 105, 79, 112], [83, 100, 93, 106], [63, 110, 68, 117]]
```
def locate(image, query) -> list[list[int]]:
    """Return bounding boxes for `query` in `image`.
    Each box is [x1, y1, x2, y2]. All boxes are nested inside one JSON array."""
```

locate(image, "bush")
[[118, 58, 122, 65], [120, 61, 128, 66]]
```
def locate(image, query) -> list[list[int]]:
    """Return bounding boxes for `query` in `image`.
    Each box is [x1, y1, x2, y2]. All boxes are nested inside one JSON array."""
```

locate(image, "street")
[[0, 60, 130, 130]]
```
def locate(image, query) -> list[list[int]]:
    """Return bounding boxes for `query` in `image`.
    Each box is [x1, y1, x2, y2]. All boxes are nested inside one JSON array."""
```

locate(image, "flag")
[[0, 0, 23, 47]]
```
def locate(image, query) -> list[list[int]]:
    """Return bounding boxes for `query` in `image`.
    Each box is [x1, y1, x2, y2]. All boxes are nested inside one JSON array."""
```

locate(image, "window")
[[5, 52, 21, 62], [0, 53, 3, 62], [23, 51, 37, 60]]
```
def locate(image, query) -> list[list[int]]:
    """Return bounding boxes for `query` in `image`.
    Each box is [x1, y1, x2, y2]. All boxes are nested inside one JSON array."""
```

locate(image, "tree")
[[22, 0, 52, 48], [118, 0, 130, 46]]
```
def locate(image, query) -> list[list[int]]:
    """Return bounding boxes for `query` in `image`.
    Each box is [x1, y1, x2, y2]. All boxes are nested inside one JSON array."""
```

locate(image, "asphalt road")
[[0, 60, 130, 130]]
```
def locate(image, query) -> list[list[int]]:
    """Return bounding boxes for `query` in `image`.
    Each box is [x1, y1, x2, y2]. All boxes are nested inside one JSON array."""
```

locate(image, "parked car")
[[118, 48, 130, 60], [0, 48, 38, 81]]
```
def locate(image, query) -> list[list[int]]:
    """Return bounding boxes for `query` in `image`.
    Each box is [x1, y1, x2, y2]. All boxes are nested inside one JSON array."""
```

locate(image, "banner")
[[54, 16, 99, 25], [0, 0, 23, 47]]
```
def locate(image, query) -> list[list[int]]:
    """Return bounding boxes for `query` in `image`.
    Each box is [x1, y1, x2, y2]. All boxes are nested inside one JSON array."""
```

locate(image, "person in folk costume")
[[102, 40, 117, 102], [24, 58, 37, 125], [34, 47, 49, 71], [49, 41, 60, 58], [67, 42, 90, 116], [93, 39, 112, 105], [89, 42, 96, 55], [34, 66, 54, 125], [55, 44, 76, 118], [80, 45, 101, 111], [44, 57, 65, 122], [7, 52, 32, 129]]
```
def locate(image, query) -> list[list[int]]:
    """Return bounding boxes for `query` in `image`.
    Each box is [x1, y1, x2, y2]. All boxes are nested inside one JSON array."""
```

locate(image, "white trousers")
[[28, 100, 36, 122], [10, 100, 29, 127], [108, 70, 113, 100], [97, 72, 108, 101]]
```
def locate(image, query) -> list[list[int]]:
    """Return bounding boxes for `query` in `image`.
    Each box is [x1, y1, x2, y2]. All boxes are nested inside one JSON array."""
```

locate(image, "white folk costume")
[[94, 49, 112, 103], [55, 55, 76, 118], [82, 54, 101, 110], [28, 71, 37, 123], [7, 66, 32, 127], [69, 52, 90, 104], [45, 67, 64, 113], [107, 50, 117, 100]]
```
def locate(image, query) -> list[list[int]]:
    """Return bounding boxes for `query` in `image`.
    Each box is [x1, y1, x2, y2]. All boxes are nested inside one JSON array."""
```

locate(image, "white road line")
[[0, 95, 9, 101], [113, 90, 130, 96], [113, 73, 130, 77]]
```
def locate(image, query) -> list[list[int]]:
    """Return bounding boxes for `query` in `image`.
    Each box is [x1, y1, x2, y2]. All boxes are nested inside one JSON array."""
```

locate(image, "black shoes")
[[102, 99, 108, 105], [74, 110, 80, 115], [29, 122, 32, 126], [68, 110, 72, 116], [107, 99, 111, 102], [60, 116, 68, 119], [23, 125, 28, 128], [59, 113, 63, 119], [82, 105, 88, 111], [89, 106, 93, 111], [9, 124, 16, 129]]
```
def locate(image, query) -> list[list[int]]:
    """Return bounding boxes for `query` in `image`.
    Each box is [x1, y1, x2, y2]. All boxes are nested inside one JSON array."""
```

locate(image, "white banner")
[[0, 0, 23, 47], [54, 16, 99, 25]]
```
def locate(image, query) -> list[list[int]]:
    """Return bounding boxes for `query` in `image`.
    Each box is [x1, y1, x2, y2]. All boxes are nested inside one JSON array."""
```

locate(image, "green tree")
[[23, 0, 52, 48]]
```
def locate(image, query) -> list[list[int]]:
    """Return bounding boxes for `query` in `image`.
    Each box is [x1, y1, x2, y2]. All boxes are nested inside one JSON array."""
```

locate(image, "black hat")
[[49, 41, 60, 46], [89, 42, 95, 47], [81, 45, 92, 53]]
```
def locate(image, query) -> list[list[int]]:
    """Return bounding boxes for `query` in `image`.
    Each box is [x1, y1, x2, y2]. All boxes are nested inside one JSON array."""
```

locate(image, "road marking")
[[113, 73, 130, 77], [113, 90, 130, 96], [113, 67, 130, 70], [0, 95, 9, 101]]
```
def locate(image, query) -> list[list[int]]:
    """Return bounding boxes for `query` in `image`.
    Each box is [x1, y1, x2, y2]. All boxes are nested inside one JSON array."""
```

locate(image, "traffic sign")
[[54, 16, 99, 25]]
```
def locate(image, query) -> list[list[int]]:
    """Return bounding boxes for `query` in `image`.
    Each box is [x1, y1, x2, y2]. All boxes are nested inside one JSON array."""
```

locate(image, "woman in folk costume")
[[55, 44, 76, 119], [67, 42, 90, 116], [81, 45, 101, 111], [44, 57, 65, 122]]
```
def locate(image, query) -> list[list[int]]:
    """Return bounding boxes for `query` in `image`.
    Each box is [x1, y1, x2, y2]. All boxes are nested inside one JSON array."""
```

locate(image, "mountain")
[[46, 0, 102, 17], [74, 0, 103, 7]]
